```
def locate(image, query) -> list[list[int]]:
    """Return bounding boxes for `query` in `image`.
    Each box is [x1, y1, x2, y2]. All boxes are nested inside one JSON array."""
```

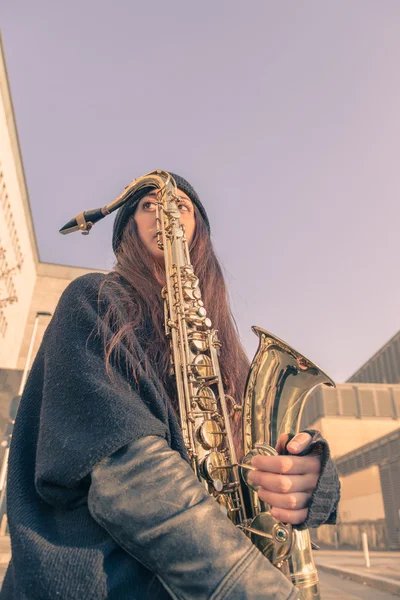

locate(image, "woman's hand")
[[247, 432, 321, 525]]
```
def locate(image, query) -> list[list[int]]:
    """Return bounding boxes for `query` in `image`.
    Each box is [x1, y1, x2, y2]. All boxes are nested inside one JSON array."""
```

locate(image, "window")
[[339, 387, 358, 416], [392, 389, 400, 418], [375, 388, 394, 417], [322, 387, 340, 416], [359, 390, 376, 416]]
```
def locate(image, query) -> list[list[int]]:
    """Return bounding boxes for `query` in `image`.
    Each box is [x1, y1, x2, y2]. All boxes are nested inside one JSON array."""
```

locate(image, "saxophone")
[[60, 170, 335, 599]]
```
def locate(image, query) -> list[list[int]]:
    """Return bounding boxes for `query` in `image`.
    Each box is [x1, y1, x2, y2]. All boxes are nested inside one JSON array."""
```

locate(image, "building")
[[302, 332, 400, 550], [346, 330, 400, 385], [0, 31, 37, 370], [335, 428, 400, 550]]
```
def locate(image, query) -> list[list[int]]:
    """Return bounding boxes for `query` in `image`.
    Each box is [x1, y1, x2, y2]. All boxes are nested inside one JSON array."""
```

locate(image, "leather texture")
[[88, 435, 299, 600]]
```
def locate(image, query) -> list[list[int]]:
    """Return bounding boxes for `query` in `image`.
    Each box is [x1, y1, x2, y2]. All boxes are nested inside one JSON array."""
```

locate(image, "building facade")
[[346, 330, 400, 385], [0, 33, 38, 370], [302, 336, 400, 550], [335, 429, 400, 550]]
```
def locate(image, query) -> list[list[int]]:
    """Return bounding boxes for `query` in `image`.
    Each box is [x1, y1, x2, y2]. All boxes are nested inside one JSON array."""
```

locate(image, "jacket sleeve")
[[88, 435, 300, 600], [284, 430, 341, 530]]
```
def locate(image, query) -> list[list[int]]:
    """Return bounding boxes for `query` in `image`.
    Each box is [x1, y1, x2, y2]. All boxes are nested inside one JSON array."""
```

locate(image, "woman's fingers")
[[251, 432, 321, 526], [286, 432, 313, 454], [275, 432, 313, 455], [247, 471, 319, 494], [258, 489, 311, 511], [275, 433, 290, 454], [251, 454, 321, 475], [257, 432, 320, 525], [270, 507, 309, 525]]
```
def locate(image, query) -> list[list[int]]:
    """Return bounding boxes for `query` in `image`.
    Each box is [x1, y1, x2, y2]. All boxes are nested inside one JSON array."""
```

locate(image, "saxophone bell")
[[240, 326, 335, 599]]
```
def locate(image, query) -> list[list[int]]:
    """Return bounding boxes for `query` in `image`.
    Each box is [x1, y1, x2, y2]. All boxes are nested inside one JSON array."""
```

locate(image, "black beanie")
[[112, 172, 210, 253]]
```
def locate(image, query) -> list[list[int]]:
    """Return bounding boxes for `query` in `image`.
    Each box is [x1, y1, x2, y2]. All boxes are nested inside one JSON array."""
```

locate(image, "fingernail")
[[288, 442, 299, 452], [247, 472, 254, 484]]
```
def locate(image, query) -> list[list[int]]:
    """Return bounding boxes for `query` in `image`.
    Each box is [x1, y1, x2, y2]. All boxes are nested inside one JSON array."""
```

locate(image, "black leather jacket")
[[89, 434, 335, 599]]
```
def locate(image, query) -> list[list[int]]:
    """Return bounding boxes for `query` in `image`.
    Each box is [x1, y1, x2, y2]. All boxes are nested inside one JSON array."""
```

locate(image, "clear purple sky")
[[2, 1, 400, 382]]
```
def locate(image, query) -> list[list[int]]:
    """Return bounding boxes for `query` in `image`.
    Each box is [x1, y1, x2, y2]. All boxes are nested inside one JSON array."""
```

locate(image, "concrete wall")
[[0, 38, 38, 369], [17, 262, 107, 370], [339, 465, 385, 522], [312, 520, 388, 550], [311, 416, 400, 459], [308, 417, 398, 550]]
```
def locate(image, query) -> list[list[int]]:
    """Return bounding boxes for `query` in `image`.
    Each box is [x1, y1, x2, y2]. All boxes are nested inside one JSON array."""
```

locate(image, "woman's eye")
[[143, 201, 156, 211], [178, 203, 189, 212]]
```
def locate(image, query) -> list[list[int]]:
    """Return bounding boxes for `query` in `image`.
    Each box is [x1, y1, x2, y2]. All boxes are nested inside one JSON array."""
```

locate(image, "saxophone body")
[[60, 170, 335, 599], [156, 172, 246, 522], [241, 328, 335, 598]]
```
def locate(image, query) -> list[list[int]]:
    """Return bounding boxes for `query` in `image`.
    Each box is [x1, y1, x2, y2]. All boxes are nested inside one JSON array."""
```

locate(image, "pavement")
[[315, 549, 400, 596], [319, 570, 398, 600], [0, 536, 399, 596]]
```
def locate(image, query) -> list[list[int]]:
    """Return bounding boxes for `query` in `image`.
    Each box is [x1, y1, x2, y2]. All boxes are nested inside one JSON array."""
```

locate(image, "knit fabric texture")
[[112, 171, 210, 253]]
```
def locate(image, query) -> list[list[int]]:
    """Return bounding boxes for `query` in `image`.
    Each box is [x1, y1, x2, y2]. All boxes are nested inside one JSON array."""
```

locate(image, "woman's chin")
[[151, 249, 165, 267]]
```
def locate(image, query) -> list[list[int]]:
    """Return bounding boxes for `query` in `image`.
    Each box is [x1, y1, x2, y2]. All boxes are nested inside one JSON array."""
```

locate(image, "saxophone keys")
[[196, 386, 216, 411], [201, 451, 230, 487], [183, 282, 201, 301], [188, 331, 208, 353], [248, 513, 293, 564], [197, 306, 207, 318], [225, 394, 242, 418], [212, 478, 223, 492], [215, 493, 240, 523], [182, 265, 194, 275], [197, 420, 224, 450], [183, 286, 196, 300], [239, 445, 277, 491], [192, 354, 214, 379], [185, 310, 209, 328]]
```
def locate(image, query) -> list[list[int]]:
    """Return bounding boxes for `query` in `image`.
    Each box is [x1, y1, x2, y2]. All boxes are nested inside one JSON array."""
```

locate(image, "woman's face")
[[134, 189, 196, 263]]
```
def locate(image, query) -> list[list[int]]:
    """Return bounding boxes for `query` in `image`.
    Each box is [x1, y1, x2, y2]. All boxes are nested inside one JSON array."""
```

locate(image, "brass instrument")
[[241, 328, 335, 597], [60, 170, 335, 599]]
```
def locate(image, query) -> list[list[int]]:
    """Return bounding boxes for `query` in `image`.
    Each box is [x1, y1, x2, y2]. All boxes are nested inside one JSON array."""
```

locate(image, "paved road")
[[319, 570, 398, 600], [0, 562, 397, 598]]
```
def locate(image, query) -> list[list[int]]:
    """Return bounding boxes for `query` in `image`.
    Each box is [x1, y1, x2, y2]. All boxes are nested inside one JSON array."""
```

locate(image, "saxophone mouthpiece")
[[59, 208, 106, 235]]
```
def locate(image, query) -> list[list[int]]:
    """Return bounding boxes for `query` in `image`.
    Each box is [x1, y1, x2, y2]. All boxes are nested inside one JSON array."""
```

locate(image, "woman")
[[2, 172, 340, 600]]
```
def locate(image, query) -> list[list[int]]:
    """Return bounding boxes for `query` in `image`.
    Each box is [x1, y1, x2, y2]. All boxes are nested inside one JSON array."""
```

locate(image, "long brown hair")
[[100, 203, 249, 450]]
